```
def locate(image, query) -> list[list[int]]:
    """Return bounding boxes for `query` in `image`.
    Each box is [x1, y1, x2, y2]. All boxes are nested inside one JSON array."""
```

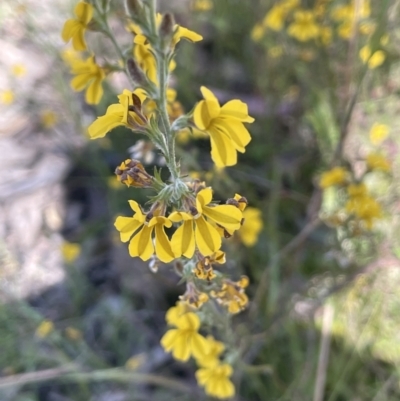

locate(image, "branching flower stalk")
[[62, 0, 255, 398]]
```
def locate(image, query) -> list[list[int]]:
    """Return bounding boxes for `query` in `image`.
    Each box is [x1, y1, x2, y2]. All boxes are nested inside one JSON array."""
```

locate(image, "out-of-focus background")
[[1, 0, 400, 400]]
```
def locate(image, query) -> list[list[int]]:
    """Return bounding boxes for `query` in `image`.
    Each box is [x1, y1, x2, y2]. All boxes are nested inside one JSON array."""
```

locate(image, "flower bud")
[[124, 0, 142, 17], [159, 13, 175, 38], [126, 58, 147, 88], [115, 159, 154, 188]]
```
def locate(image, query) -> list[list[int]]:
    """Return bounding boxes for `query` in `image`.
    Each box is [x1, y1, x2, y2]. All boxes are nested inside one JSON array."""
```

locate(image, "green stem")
[[145, 0, 179, 182]]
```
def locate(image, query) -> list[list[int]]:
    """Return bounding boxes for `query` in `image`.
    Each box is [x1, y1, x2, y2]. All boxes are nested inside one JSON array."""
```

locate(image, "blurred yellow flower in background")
[[40, 110, 58, 129], [263, 4, 287, 31], [1, 90, 15, 105], [193, 0, 213, 11], [251, 23, 265, 42], [69, 55, 105, 105], [35, 320, 54, 338], [65, 327, 82, 341], [11, 64, 26, 77], [369, 123, 389, 145], [288, 10, 320, 42], [366, 153, 391, 173], [238, 207, 263, 247], [62, 242, 81, 263], [125, 353, 146, 370], [269, 45, 284, 58], [62, 2, 93, 51], [345, 195, 382, 229], [359, 46, 385, 69], [196, 363, 235, 399], [319, 167, 349, 189]]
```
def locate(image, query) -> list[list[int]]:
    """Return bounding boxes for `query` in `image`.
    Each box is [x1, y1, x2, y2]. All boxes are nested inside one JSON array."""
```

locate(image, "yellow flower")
[[88, 89, 147, 139], [238, 207, 263, 247], [161, 312, 210, 361], [65, 327, 82, 341], [193, 86, 254, 167], [62, 242, 81, 263], [269, 45, 283, 58], [35, 320, 54, 338], [366, 153, 391, 172], [68, 55, 105, 105], [114, 159, 153, 188], [319, 167, 348, 189], [170, 187, 243, 258], [40, 110, 58, 129], [263, 5, 287, 31], [319, 26, 332, 46], [61, 2, 93, 51], [1, 90, 15, 105], [196, 363, 235, 399], [211, 276, 249, 314], [194, 250, 225, 281], [369, 123, 389, 145], [11, 64, 26, 77], [165, 302, 191, 325], [359, 21, 375, 35], [251, 23, 265, 42], [114, 201, 175, 263], [195, 335, 225, 368], [133, 42, 158, 84], [125, 353, 145, 370], [345, 195, 382, 229], [133, 15, 202, 48], [347, 183, 368, 198], [193, 0, 213, 11], [337, 21, 352, 39], [288, 10, 320, 42], [359, 46, 385, 69], [180, 282, 209, 308]]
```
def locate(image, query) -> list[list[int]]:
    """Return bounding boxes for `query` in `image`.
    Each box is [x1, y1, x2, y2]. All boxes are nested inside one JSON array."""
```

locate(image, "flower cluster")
[[161, 303, 235, 399], [252, 0, 388, 69], [62, 1, 259, 398], [319, 122, 391, 231]]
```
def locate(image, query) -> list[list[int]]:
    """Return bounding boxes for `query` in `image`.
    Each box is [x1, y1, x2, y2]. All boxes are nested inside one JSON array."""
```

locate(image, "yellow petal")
[[154, 224, 175, 263], [70, 73, 92, 91], [174, 312, 200, 330], [171, 332, 192, 361], [196, 187, 213, 209], [220, 99, 254, 122], [114, 216, 143, 242], [190, 332, 211, 360], [169, 211, 193, 222], [133, 34, 147, 45], [128, 200, 145, 219], [208, 128, 237, 167], [200, 86, 218, 102], [72, 26, 87, 51], [75, 2, 93, 24], [85, 77, 103, 105], [171, 220, 195, 258], [193, 99, 220, 130], [61, 19, 80, 42], [128, 225, 154, 260], [216, 119, 251, 151], [174, 26, 203, 45], [203, 205, 242, 231], [87, 111, 124, 139], [195, 216, 221, 256]]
